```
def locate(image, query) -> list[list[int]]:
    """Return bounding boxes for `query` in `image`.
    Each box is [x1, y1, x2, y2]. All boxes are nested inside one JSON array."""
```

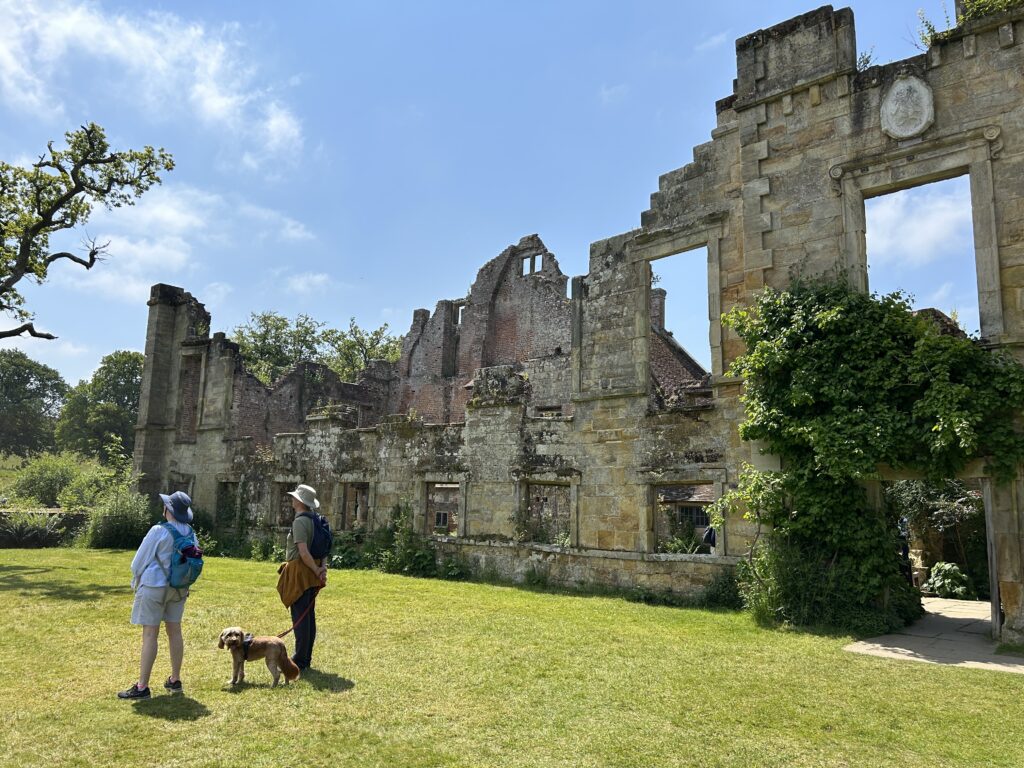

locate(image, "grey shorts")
[[131, 586, 188, 625]]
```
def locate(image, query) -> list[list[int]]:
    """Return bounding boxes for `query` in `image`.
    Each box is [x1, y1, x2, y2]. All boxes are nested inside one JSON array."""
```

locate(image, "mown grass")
[[1, 549, 1022, 767]]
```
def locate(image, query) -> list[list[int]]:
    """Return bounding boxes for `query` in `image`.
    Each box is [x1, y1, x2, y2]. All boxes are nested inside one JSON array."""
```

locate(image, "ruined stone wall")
[[631, 4, 1024, 638], [135, 5, 1024, 638], [395, 235, 573, 424]]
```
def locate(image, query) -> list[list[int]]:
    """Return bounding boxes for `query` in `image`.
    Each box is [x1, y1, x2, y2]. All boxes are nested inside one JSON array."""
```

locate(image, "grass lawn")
[[1, 550, 1022, 767]]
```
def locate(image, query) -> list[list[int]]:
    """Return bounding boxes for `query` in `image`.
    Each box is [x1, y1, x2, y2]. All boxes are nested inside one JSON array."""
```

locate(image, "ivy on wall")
[[712, 280, 1024, 632]]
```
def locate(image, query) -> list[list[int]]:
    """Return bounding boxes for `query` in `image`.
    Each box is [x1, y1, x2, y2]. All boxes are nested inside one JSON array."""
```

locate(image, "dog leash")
[[277, 586, 321, 639]]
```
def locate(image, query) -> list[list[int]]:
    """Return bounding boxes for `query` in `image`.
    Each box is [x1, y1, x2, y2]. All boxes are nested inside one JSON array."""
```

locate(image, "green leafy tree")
[[323, 318, 402, 382], [1, 123, 173, 340], [231, 311, 330, 385], [0, 349, 68, 456], [232, 312, 401, 385], [55, 350, 144, 461]]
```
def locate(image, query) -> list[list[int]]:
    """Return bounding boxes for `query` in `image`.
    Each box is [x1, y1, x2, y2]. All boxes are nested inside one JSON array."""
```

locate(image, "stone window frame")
[[174, 346, 207, 444], [832, 124, 1005, 341], [511, 471, 581, 548], [630, 217, 726, 382], [418, 473, 469, 538], [652, 485, 714, 552], [521, 253, 542, 276], [271, 474, 302, 530], [336, 473, 376, 532], [639, 468, 727, 554]]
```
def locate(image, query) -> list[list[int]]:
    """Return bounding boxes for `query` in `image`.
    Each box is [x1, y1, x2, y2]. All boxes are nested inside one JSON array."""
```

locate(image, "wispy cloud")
[[599, 83, 628, 107], [927, 282, 954, 305], [0, 0, 304, 170], [865, 179, 973, 267], [285, 272, 333, 294], [238, 203, 315, 242], [43, 182, 313, 303], [695, 31, 730, 53], [203, 281, 234, 306]]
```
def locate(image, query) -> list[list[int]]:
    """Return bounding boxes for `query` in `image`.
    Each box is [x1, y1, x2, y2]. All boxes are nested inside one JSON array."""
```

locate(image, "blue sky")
[[0, 0, 976, 382]]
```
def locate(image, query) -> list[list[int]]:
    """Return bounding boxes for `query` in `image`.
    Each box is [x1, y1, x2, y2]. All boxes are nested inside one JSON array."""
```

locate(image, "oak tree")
[[0, 123, 173, 339]]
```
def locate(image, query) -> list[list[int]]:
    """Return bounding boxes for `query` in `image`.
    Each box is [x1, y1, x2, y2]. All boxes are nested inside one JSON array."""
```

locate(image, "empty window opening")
[[276, 484, 294, 528], [427, 482, 460, 535], [654, 484, 714, 554], [342, 482, 370, 531], [649, 248, 712, 410], [522, 254, 541, 276], [517, 483, 570, 546], [455, 302, 466, 325], [216, 482, 239, 525], [865, 175, 979, 336]]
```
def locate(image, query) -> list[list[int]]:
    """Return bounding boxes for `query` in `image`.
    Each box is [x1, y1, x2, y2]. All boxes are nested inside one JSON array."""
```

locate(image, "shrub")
[[248, 537, 284, 562], [376, 502, 437, 577], [84, 487, 154, 549], [924, 561, 977, 599], [12, 453, 85, 507], [737, 536, 922, 634], [700, 569, 743, 610], [56, 464, 114, 512], [439, 553, 472, 581], [0, 510, 67, 548]]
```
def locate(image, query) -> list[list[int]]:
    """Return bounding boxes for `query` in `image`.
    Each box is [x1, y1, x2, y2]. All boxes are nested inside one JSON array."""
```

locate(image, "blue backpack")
[[299, 511, 333, 560], [160, 522, 204, 589]]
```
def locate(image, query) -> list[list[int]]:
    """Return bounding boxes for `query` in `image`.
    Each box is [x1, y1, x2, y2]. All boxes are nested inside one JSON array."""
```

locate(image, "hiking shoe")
[[164, 678, 183, 694], [117, 683, 151, 700]]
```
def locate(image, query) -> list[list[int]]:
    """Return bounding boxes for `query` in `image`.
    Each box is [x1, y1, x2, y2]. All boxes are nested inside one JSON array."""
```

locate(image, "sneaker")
[[164, 677, 183, 694], [117, 683, 151, 700]]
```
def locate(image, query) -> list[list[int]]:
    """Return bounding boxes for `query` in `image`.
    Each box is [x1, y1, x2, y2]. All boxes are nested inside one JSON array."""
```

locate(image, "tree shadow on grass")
[[0, 564, 130, 601], [132, 696, 210, 721]]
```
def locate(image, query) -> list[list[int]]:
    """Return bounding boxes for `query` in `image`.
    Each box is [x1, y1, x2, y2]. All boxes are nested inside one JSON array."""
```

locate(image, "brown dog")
[[218, 626, 301, 687]]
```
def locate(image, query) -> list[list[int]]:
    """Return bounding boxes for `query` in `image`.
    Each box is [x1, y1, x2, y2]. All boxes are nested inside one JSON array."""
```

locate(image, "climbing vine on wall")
[[712, 280, 1024, 632]]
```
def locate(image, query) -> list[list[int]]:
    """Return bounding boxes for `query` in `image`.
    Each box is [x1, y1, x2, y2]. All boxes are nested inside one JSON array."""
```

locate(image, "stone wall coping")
[[431, 535, 742, 565]]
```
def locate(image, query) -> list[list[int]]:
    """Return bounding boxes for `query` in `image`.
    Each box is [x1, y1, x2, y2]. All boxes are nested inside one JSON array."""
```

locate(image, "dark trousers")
[[290, 586, 318, 669]]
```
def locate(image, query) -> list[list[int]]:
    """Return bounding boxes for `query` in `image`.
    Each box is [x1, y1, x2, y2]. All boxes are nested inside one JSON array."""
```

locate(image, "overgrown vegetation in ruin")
[[918, 0, 1023, 47], [231, 310, 401, 385], [713, 280, 1024, 633]]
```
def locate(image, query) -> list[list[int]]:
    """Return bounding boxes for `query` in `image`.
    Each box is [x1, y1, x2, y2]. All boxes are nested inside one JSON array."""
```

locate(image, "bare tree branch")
[[0, 322, 57, 340]]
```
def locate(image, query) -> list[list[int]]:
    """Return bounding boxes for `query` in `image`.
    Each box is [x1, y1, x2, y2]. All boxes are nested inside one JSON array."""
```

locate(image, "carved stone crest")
[[880, 74, 934, 140]]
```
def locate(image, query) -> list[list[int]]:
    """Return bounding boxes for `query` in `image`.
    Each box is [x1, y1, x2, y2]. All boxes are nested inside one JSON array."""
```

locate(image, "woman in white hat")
[[276, 483, 327, 670]]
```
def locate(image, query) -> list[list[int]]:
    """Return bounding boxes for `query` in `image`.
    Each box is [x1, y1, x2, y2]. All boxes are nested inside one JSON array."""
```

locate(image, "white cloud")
[[599, 83, 629, 107], [0, 0, 303, 169], [54, 233, 194, 303], [285, 272, 332, 294], [926, 282, 954, 305], [695, 31, 730, 53], [203, 281, 234, 306], [239, 203, 314, 242], [865, 179, 973, 267], [89, 185, 220, 238]]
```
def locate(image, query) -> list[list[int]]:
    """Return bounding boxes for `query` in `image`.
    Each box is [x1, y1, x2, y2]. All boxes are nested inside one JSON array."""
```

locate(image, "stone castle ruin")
[[134, 5, 1024, 641]]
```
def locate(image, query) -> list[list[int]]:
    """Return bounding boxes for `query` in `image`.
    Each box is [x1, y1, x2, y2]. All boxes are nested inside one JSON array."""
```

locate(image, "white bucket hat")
[[287, 484, 320, 510]]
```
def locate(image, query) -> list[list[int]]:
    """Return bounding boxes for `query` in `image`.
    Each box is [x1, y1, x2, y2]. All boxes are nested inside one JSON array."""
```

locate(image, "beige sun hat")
[[287, 484, 320, 510]]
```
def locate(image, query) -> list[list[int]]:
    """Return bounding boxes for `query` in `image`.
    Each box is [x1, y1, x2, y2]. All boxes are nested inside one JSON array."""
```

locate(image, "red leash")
[[277, 586, 322, 639]]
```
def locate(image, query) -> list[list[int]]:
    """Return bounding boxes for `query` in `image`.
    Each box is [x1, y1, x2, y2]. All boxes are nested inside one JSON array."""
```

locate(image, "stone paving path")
[[844, 597, 1024, 674]]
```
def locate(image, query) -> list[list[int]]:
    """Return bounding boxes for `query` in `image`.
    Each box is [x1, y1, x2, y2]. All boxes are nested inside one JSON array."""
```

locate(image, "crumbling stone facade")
[[135, 4, 1024, 640]]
